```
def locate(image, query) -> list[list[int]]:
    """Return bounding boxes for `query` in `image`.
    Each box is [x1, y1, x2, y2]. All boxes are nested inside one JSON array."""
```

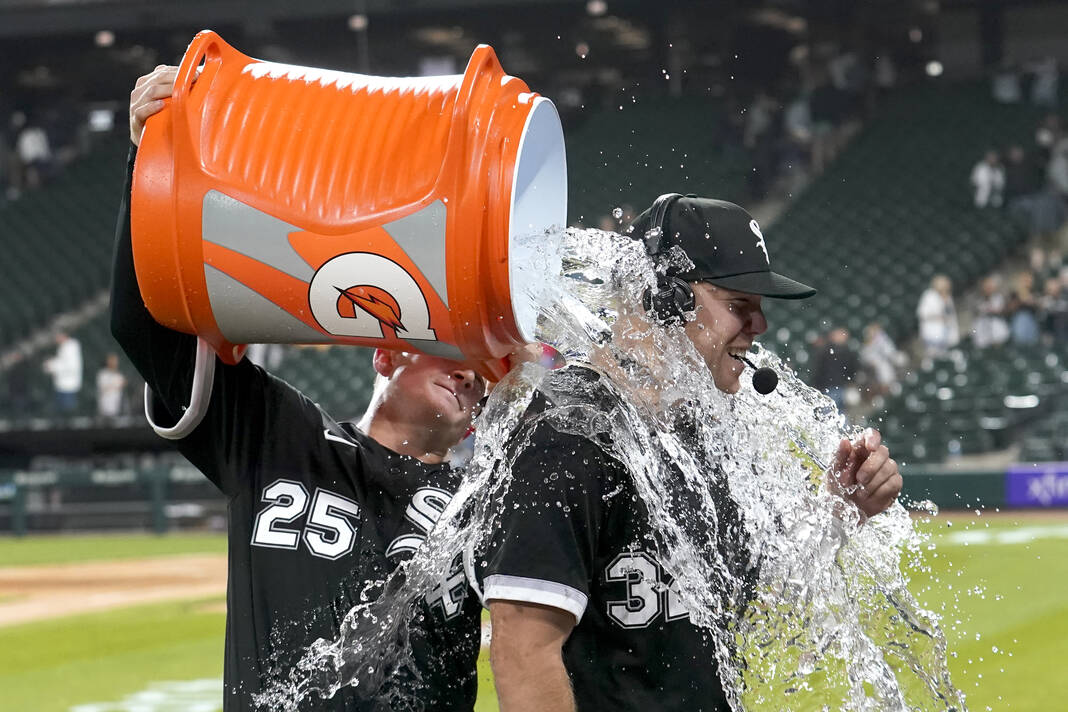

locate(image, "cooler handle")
[[171, 30, 226, 161], [144, 337, 216, 440], [171, 31, 249, 366]]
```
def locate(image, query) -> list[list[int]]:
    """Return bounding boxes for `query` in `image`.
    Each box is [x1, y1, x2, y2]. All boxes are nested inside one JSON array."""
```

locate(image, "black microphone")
[[730, 353, 779, 394]]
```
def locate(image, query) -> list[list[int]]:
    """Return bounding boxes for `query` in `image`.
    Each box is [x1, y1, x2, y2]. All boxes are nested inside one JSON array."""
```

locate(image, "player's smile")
[[436, 382, 464, 412], [683, 283, 767, 394]]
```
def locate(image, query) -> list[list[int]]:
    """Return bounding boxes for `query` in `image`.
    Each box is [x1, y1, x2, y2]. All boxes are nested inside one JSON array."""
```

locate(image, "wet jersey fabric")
[[480, 366, 751, 712], [110, 149, 479, 711]]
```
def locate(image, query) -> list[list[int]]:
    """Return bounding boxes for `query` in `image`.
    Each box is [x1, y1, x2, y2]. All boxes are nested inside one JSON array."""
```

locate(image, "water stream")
[[255, 225, 966, 711]]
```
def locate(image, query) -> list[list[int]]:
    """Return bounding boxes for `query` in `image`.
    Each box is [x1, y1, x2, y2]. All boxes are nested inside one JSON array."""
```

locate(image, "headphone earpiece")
[[639, 193, 695, 325], [643, 275, 695, 324]]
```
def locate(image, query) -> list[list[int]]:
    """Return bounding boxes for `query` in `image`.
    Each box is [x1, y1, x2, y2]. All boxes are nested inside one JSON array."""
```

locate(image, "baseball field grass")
[[909, 513, 1068, 710], [0, 531, 227, 567], [0, 597, 225, 712], [1, 512, 1065, 711]]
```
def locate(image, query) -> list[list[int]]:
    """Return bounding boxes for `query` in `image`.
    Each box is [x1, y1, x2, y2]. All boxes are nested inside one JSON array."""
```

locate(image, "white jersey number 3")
[[604, 551, 691, 629]]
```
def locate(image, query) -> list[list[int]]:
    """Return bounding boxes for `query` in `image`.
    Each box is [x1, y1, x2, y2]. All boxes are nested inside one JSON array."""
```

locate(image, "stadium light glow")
[[587, 0, 607, 16], [348, 14, 368, 31], [926, 60, 944, 77], [88, 108, 114, 132], [1004, 394, 1040, 409], [95, 30, 115, 48]]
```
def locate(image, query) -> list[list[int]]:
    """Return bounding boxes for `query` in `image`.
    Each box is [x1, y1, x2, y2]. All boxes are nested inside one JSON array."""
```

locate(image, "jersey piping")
[[483, 574, 589, 623]]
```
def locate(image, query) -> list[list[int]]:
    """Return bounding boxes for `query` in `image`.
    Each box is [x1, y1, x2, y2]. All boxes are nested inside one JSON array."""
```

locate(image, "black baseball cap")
[[630, 194, 816, 299]]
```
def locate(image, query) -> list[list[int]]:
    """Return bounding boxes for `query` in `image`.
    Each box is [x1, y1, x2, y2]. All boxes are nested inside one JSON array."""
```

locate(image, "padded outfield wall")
[[2, 463, 1068, 536]]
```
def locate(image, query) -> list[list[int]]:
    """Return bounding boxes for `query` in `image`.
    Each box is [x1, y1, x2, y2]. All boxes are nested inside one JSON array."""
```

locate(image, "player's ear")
[[372, 348, 396, 378]]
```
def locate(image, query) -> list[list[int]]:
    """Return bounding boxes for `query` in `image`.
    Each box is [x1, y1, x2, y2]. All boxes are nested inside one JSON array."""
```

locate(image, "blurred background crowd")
[[0, 0, 1066, 523]]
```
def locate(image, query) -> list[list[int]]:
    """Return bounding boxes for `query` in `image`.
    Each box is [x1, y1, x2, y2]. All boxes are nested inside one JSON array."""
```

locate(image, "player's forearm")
[[491, 648, 576, 712], [109, 147, 200, 418]]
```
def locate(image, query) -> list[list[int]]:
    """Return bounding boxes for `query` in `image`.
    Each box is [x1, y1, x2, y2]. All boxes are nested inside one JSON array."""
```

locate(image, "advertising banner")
[[1006, 462, 1068, 507]]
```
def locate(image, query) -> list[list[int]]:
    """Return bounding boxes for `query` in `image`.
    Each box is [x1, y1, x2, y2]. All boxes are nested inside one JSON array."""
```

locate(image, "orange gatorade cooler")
[[131, 30, 566, 379]]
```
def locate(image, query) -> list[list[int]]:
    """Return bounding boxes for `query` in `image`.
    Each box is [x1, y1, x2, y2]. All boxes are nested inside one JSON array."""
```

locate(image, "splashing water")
[[257, 226, 966, 711]]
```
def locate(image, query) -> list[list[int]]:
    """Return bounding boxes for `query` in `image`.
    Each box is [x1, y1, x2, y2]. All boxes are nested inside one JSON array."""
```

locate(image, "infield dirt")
[[0, 554, 226, 627]]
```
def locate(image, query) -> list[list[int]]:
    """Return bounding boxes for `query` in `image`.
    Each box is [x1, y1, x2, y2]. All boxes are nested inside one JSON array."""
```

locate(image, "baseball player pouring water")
[[116, 65, 484, 712], [481, 194, 903, 712]]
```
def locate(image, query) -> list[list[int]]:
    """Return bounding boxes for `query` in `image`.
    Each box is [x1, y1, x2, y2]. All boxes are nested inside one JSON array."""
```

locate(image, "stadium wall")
[[3, 463, 1068, 536], [0, 465, 224, 536]]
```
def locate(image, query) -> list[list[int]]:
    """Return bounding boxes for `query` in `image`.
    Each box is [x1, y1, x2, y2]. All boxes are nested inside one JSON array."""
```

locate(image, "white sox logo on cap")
[[749, 219, 769, 265]]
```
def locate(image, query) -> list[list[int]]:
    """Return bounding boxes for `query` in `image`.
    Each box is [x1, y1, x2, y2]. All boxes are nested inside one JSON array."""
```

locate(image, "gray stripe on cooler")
[[202, 189, 315, 281], [204, 264, 329, 344], [382, 199, 449, 308], [401, 339, 464, 360]]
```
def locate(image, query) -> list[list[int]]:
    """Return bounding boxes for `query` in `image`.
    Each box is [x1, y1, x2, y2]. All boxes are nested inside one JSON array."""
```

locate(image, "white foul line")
[[935, 524, 1068, 547]]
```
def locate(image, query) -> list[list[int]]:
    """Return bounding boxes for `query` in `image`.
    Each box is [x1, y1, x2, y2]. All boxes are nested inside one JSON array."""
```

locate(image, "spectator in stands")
[[1005, 143, 1067, 239], [0, 129, 11, 202], [95, 353, 127, 418], [15, 112, 52, 191], [1007, 271, 1040, 345], [1028, 57, 1060, 108], [991, 59, 1022, 104], [972, 275, 1010, 348], [971, 150, 1005, 208], [1004, 144, 1042, 200], [859, 322, 906, 396], [42, 331, 82, 413], [743, 91, 780, 200], [5, 346, 32, 417], [827, 46, 867, 117], [1039, 276, 1068, 344], [917, 275, 960, 358], [872, 51, 897, 102], [782, 91, 813, 190], [1030, 247, 1051, 285], [1035, 114, 1061, 161], [1050, 249, 1065, 275], [809, 71, 844, 174], [811, 327, 859, 411], [1047, 135, 1068, 200]]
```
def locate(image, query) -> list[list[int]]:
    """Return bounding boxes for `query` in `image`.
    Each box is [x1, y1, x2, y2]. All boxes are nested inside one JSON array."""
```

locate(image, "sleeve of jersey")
[[109, 147, 316, 497], [481, 422, 610, 624]]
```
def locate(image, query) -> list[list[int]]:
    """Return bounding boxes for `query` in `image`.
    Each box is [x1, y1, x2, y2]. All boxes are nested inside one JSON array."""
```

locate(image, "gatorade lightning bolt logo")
[[309, 253, 437, 340], [335, 286, 407, 333]]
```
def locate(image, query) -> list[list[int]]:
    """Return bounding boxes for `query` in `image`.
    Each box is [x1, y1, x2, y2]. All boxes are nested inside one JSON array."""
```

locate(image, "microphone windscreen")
[[752, 367, 779, 395]]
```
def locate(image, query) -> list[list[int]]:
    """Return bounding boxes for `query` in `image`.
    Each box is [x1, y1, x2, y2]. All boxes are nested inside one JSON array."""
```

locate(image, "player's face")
[[385, 352, 486, 428], [682, 283, 767, 393]]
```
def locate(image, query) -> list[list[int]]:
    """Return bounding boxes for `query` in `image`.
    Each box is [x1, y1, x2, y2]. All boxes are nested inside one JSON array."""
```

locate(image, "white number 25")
[[251, 479, 361, 560]]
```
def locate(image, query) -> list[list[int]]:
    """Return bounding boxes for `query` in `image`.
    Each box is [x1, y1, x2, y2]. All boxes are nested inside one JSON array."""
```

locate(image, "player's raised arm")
[[110, 67, 198, 415], [489, 600, 576, 712], [112, 66, 301, 496]]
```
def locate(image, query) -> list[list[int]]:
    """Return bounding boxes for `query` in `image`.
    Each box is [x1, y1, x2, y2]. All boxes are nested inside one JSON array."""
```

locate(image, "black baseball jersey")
[[480, 366, 753, 712], [111, 150, 480, 711]]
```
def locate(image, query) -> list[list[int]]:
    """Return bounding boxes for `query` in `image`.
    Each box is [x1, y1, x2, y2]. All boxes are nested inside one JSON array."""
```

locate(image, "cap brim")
[[702, 270, 816, 299]]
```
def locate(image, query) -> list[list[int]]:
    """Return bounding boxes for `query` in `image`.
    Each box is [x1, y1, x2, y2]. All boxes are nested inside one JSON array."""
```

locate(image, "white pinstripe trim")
[[483, 574, 588, 623]]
